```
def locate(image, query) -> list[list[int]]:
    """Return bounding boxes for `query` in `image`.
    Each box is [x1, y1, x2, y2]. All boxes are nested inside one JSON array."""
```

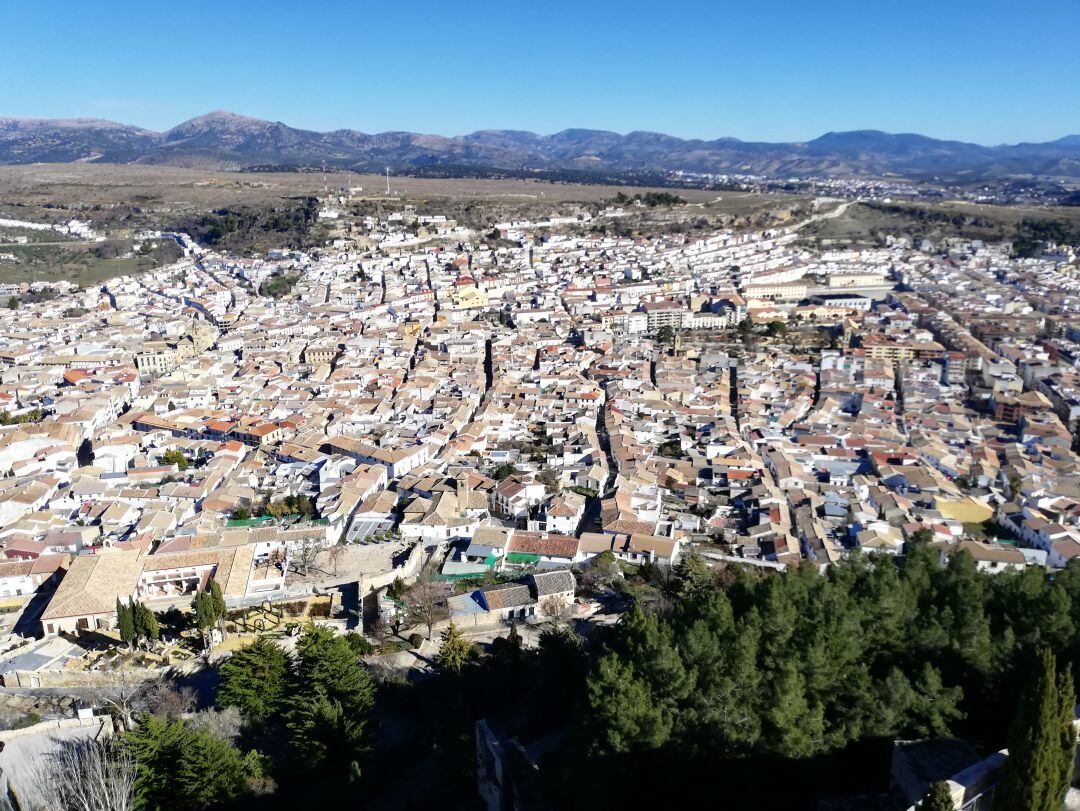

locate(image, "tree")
[[403, 569, 449, 640], [290, 536, 324, 577], [291, 625, 375, 712], [766, 320, 788, 339], [160, 449, 189, 471], [993, 649, 1076, 811], [386, 576, 406, 601], [491, 463, 519, 481], [920, 781, 954, 811], [116, 598, 135, 649], [144, 679, 197, 721], [185, 706, 244, 745], [217, 638, 289, 722], [209, 579, 226, 623], [122, 714, 252, 811], [6, 297, 17, 311], [656, 324, 675, 346], [288, 696, 368, 775], [587, 653, 671, 753], [540, 595, 571, 624], [762, 660, 825, 758], [911, 527, 934, 544], [287, 626, 375, 774], [232, 507, 251, 521], [434, 622, 477, 675], [671, 552, 714, 601], [25, 736, 136, 811], [132, 601, 159, 646], [328, 543, 345, 576], [592, 549, 620, 584], [536, 467, 560, 492], [586, 608, 694, 755], [98, 669, 157, 731], [193, 592, 217, 648], [537, 625, 589, 705]]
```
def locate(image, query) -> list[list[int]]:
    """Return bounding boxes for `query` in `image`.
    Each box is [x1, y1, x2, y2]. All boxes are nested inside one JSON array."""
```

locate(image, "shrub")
[[279, 600, 308, 617], [345, 634, 375, 656], [408, 633, 424, 649], [12, 712, 41, 729]]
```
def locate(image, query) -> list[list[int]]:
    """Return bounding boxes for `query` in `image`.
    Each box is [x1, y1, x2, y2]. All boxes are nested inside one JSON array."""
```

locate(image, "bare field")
[[0, 163, 797, 216], [0, 163, 807, 284]]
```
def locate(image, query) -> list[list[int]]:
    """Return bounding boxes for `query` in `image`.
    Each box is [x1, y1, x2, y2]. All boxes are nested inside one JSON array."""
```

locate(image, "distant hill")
[[2, 110, 1080, 180]]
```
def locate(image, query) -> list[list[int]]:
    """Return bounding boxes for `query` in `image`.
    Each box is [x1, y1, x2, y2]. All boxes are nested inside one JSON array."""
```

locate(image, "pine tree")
[[1054, 662, 1077, 806], [586, 653, 671, 753], [993, 649, 1076, 811], [536, 625, 588, 705], [920, 781, 954, 811], [173, 722, 249, 809], [763, 661, 825, 758], [615, 608, 694, 708], [217, 638, 289, 721], [434, 622, 477, 676], [116, 598, 135, 648], [670, 552, 714, 601]]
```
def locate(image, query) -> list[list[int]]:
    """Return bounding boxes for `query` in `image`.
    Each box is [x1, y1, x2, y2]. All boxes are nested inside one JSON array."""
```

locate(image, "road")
[[791, 199, 854, 232]]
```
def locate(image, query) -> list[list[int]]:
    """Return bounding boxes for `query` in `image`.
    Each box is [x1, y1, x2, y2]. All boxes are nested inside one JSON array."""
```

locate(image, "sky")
[[3, 0, 1080, 144]]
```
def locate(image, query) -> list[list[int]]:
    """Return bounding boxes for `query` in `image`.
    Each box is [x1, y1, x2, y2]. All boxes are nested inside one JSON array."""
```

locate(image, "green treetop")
[[116, 598, 135, 647], [434, 622, 478, 676], [216, 638, 289, 722], [993, 649, 1076, 811]]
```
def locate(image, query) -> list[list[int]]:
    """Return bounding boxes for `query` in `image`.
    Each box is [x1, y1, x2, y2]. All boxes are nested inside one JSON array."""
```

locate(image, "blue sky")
[[3, 0, 1079, 144]]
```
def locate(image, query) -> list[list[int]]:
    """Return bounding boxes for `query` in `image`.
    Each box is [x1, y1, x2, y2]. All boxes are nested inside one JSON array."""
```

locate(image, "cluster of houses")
[[0, 199, 1070, 649]]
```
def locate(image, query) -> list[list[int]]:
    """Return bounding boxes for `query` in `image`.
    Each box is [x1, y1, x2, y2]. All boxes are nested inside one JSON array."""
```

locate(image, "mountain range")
[[2, 110, 1080, 181]]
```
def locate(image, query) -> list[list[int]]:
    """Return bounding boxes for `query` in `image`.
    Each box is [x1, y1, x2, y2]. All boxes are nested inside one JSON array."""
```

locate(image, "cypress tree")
[[1054, 662, 1077, 804], [123, 715, 249, 810], [287, 626, 375, 773], [291, 625, 375, 713], [193, 592, 216, 648], [217, 638, 289, 721], [209, 579, 226, 622], [116, 598, 135, 648], [993, 649, 1076, 811], [133, 601, 159, 643]]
